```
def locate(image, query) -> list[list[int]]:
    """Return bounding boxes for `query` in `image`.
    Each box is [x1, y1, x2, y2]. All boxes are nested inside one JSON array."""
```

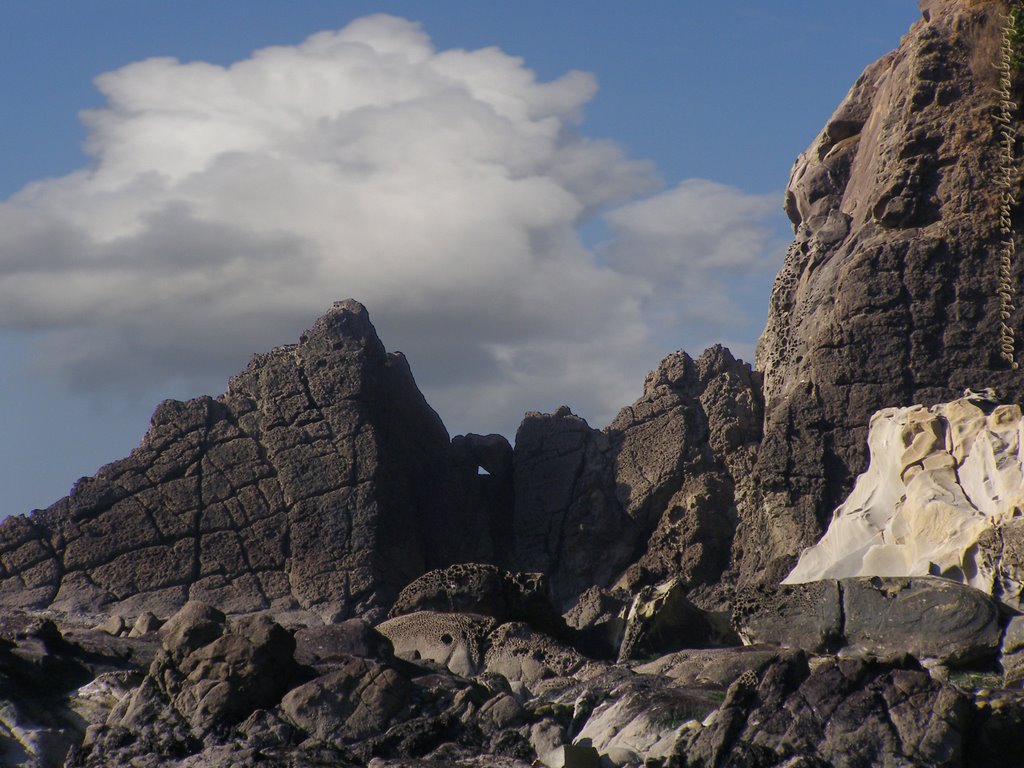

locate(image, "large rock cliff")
[[743, 0, 1024, 585], [0, 301, 457, 622]]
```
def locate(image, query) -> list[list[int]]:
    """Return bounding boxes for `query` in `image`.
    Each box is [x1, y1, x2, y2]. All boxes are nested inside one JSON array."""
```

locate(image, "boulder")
[[840, 577, 1002, 665], [294, 618, 394, 669], [280, 657, 412, 744], [376, 611, 497, 677], [732, 581, 843, 653], [733, 577, 1002, 665], [483, 623, 589, 689]]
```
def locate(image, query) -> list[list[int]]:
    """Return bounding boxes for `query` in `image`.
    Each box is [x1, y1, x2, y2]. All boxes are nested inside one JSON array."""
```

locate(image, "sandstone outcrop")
[[785, 396, 1024, 607], [744, 0, 1024, 586]]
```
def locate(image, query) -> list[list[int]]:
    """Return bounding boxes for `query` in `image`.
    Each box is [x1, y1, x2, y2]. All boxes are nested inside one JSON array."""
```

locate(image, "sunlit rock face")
[[785, 395, 1024, 606]]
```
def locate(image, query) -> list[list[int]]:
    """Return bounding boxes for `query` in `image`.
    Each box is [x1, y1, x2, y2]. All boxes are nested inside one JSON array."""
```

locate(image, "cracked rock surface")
[[0, 300, 453, 622]]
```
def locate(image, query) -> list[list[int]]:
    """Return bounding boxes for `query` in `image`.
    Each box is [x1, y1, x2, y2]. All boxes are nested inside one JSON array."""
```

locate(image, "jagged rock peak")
[[0, 299, 453, 622], [510, 344, 762, 612], [740, 0, 1024, 587]]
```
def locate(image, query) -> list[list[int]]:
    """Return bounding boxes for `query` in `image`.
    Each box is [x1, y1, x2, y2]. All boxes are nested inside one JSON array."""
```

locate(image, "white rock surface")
[[785, 396, 1024, 602]]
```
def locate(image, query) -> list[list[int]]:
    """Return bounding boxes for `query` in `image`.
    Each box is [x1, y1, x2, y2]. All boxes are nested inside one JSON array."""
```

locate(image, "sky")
[[0, 1, 923, 516]]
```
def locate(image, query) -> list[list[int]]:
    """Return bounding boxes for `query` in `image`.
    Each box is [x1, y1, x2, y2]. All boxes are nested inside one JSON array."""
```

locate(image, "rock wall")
[[743, 0, 1024, 586]]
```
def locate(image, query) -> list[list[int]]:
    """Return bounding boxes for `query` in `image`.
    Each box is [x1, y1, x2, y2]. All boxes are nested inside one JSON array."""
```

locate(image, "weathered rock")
[[786, 397, 1024, 608], [511, 346, 761, 612], [483, 623, 589, 690], [734, 577, 1002, 666], [616, 579, 713, 662], [840, 576, 1002, 665], [128, 612, 162, 638], [84, 604, 300, 764], [389, 564, 566, 638], [573, 685, 716, 767], [743, 0, 1024, 588], [563, 587, 629, 660], [376, 611, 497, 677], [678, 651, 974, 768], [634, 644, 782, 689], [1000, 615, 1024, 687], [0, 300, 453, 622], [294, 619, 394, 669], [280, 657, 413, 744], [732, 581, 843, 653]]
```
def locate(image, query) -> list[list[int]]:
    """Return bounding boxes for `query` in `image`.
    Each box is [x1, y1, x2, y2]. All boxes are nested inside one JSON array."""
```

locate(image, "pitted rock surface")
[[744, 0, 1024, 586], [0, 301, 451, 621], [389, 564, 566, 638], [511, 346, 761, 611], [376, 611, 498, 678]]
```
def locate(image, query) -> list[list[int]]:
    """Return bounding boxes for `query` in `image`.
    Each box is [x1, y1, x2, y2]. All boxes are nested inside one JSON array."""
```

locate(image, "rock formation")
[[0, 301, 457, 622], [511, 346, 761, 611], [1, 1, 1024, 766], [743, 0, 1024, 586], [785, 395, 1024, 606]]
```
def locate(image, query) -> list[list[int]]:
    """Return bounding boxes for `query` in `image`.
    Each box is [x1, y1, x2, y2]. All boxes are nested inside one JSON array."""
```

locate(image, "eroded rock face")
[[744, 0, 1024, 586], [511, 346, 762, 611], [0, 301, 452, 621], [785, 396, 1024, 606]]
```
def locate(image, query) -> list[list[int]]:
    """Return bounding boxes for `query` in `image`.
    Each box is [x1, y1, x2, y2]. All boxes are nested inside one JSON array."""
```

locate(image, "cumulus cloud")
[[0, 15, 782, 436]]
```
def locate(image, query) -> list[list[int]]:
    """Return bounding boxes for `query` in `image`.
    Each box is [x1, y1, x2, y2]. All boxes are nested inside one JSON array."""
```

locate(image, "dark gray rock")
[[840, 576, 1002, 665], [616, 579, 714, 662], [280, 657, 413, 744], [389, 564, 566, 638], [294, 618, 394, 669], [0, 301, 453, 622], [732, 581, 843, 653], [734, 577, 1002, 666], [510, 346, 761, 613], [483, 623, 589, 689], [678, 652, 974, 768]]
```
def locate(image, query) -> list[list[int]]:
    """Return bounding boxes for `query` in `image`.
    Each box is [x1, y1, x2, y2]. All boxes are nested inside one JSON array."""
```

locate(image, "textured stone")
[[376, 611, 498, 677], [0, 301, 453, 621], [742, 0, 1024, 588], [616, 578, 713, 662], [294, 619, 394, 669], [786, 397, 1024, 607], [679, 652, 974, 768], [280, 658, 412, 744], [511, 346, 761, 611], [389, 564, 566, 638], [840, 576, 1002, 665], [483, 623, 588, 689], [732, 581, 843, 653]]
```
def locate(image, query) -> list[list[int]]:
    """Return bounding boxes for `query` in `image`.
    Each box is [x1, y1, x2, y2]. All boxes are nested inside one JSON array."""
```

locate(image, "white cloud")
[[0, 15, 782, 437]]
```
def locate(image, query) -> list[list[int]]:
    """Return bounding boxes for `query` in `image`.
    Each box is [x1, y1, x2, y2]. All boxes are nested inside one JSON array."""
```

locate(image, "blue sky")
[[0, 2, 922, 516]]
